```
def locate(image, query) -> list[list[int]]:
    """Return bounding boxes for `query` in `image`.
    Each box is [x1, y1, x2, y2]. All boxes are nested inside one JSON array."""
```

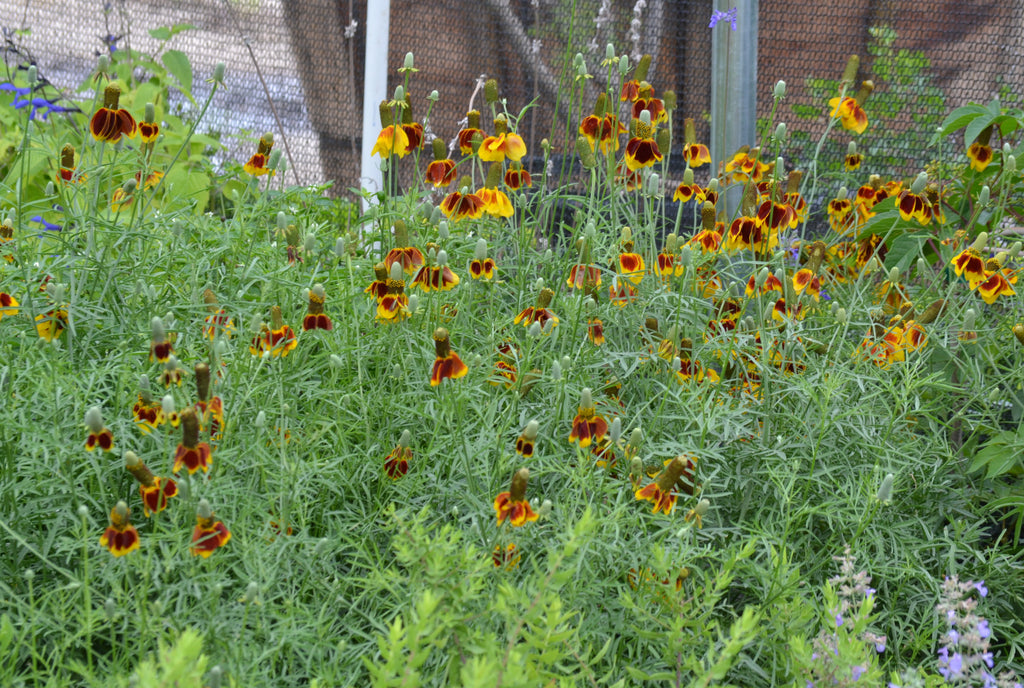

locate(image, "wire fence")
[[3, 0, 1022, 197]]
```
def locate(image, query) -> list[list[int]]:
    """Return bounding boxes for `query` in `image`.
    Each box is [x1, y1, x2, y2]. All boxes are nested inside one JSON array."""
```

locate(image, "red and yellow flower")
[[478, 120, 527, 163], [384, 431, 412, 479], [100, 501, 140, 557], [681, 118, 711, 168], [635, 454, 698, 515], [125, 452, 178, 517], [35, 307, 68, 341], [828, 81, 872, 134], [440, 187, 485, 221], [250, 306, 298, 357], [493, 468, 539, 527], [425, 138, 457, 187], [90, 84, 137, 142], [430, 327, 469, 386], [514, 288, 559, 331], [172, 407, 212, 475], [244, 133, 275, 175], [951, 246, 987, 289], [0, 292, 19, 319], [568, 388, 608, 448], [492, 543, 521, 570], [516, 420, 539, 458], [302, 283, 332, 331], [624, 117, 662, 171], [190, 499, 231, 558], [377, 263, 411, 323], [457, 110, 484, 155]]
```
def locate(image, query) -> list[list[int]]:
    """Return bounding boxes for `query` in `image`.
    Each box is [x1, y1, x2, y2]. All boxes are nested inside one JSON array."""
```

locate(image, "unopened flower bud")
[[628, 427, 642, 450], [255, 410, 267, 429], [876, 473, 894, 504], [1006, 154, 1016, 173], [27, 65, 37, 84], [618, 55, 629, 75], [911, 172, 928, 195], [774, 80, 786, 99], [96, 55, 109, 72], [538, 499, 553, 518], [403, 52, 415, 71], [484, 78, 498, 104], [528, 321, 542, 338], [971, 232, 989, 253], [77, 505, 88, 520], [303, 234, 315, 254], [755, 267, 769, 288], [268, 149, 283, 170], [104, 598, 117, 619], [474, 238, 487, 261], [393, 85, 404, 103], [407, 293, 419, 313], [775, 122, 786, 141], [639, 109, 651, 126], [977, 185, 990, 206], [334, 237, 345, 258], [888, 267, 900, 284], [963, 308, 976, 332], [1013, 324, 1024, 346], [605, 43, 616, 61], [161, 394, 175, 418], [212, 62, 226, 85], [836, 308, 847, 324], [679, 245, 692, 267], [1010, 242, 1023, 259], [609, 417, 622, 444], [84, 406, 103, 433], [329, 354, 343, 368]]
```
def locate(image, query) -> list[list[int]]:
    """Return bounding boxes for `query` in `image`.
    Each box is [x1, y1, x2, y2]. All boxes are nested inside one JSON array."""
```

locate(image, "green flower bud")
[[774, 80, 786, 99]]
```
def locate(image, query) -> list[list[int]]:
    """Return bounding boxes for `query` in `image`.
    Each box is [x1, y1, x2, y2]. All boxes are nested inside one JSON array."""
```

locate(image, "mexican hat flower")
[[411, 247, 460, 292], [952, 234, 989, 289], [99, 501, 140, 557], [440, 183, 485, 221], [377, 262, 411, 323], [244, 133, 275, 176], [430, 327, 469, 386], [84, 406, 114, 452], [90, 83, 137, 142], [193, 362, 224, 440], [469, 239, 496, 280], [493, 468, 539, 527], [149, 315, 173, 363], [457, 110, 484, 155], [514, 288, 559, 331], [383, 430, 413, 479], [478, 115, 526, 163], [617, 227, 645, 286], [172, 406, 212, 475], [681, 117, 711, 168], [384, 220, 425, 276], [202, 289, 234, 341], [371, 100, 411, 159], [302, 283, 333, 331], [569, 388, 609, 448], [828, 80, 872, 135], [516, 420, 539, 458], [125, 451, 177, 517], [250, 306, 297, 357], [503, 162, 532, 190], [190, 499, 231, 558], [425, 138, 457, 187], [476, 163, 514, 218], [624, 111, 662, 171], [967, 125, 993, 171], [635, 454, 698, 515]]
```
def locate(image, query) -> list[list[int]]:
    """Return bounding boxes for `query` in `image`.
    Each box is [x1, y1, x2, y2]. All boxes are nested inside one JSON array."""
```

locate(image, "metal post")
[[360, 0, 391, 210], [710, 0, 758, 215]]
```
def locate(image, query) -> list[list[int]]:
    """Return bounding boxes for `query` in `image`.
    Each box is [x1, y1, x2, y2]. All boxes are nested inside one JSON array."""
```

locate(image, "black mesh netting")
[[2, 0, 1021, 197]]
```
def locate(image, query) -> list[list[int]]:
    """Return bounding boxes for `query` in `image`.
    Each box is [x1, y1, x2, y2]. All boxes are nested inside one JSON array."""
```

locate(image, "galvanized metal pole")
[[710, 0, 758, 216], [360, 0, 391, 210]]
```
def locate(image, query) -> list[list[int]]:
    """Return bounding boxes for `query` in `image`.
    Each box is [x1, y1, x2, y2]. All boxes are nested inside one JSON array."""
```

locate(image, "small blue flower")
[[834, 612, 844, 627], [851, 665, 866, 681], [948, 628, 960, 644], [974, 581, 988, 597], [709, 7, 737, 30], [30, 216, 62, 232], [977, 619, 991, 639], [875, 640, 886, 653]]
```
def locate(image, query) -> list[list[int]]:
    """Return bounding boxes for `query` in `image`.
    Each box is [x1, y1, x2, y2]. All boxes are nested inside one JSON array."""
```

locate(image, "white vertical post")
[[360, 0, 391, 210], [710, 0, 758, 215]]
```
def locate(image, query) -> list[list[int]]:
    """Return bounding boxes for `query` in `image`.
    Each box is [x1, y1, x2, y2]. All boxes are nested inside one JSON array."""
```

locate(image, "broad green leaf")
[[963, 113, 999, 148], [930, 104, 988, 145], [884, 233, 928, 272], [162, 50, 193, 98]]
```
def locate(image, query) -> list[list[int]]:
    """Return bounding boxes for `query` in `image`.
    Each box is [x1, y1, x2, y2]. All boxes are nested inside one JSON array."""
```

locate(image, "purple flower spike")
[[709, 7, 737, 30]]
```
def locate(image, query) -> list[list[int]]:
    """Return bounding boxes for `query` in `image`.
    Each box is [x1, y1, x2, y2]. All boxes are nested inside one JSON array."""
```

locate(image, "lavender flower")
[[936, 576, 1022, 688], [709, 7, 738, 30]]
